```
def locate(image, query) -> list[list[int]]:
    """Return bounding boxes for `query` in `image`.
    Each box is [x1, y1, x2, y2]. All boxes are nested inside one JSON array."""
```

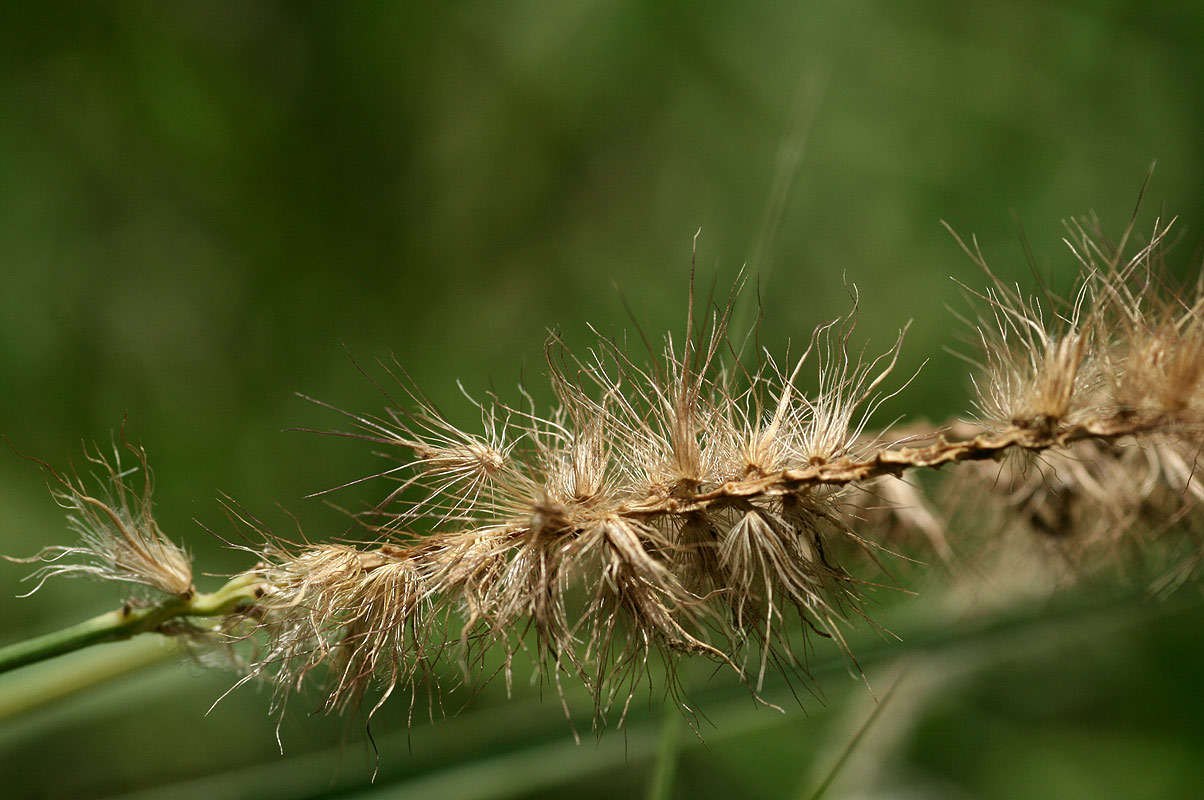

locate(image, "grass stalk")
[[0, 572, 261, 675], [646, 705, 684, 800]]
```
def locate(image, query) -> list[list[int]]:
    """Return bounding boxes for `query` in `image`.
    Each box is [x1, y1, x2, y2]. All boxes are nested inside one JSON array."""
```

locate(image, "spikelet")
[[242, 540, 445, 721], [945, 222, 1099, 433], [18, 438, 194, 599]]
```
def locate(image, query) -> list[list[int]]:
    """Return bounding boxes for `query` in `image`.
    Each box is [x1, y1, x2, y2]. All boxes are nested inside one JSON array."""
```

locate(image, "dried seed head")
[[18, 196, 1204, 740]]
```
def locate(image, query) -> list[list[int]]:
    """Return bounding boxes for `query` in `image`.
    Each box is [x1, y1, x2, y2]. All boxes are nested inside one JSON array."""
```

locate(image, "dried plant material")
[[17, 439, 194, 599], [237, 209, 1204, 724], [936, 208, 1204, 575], [243, 273, 915, 724], [943, 435, 1204, 573], [946, 221, 1099, 432], [245, 541, 442, 720], [11, 195, 1204, 738]]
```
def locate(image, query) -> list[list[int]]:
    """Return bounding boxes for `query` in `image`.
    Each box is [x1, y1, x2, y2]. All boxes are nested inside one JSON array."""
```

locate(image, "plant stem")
[[805, 665, 908, 800], [0, 636, 176, 720], [646, 704, 684, 800], [0, 572, 262, 675]]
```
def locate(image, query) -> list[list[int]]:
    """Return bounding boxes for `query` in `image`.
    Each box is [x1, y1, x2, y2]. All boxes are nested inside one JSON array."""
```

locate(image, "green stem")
[[805, 665, 909, 800], [0, 572, 262, 675], [646, 705, 684, 800]]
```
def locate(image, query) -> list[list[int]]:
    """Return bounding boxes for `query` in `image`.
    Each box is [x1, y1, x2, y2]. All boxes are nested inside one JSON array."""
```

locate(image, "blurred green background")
[[2, 2, 1204, 798]]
